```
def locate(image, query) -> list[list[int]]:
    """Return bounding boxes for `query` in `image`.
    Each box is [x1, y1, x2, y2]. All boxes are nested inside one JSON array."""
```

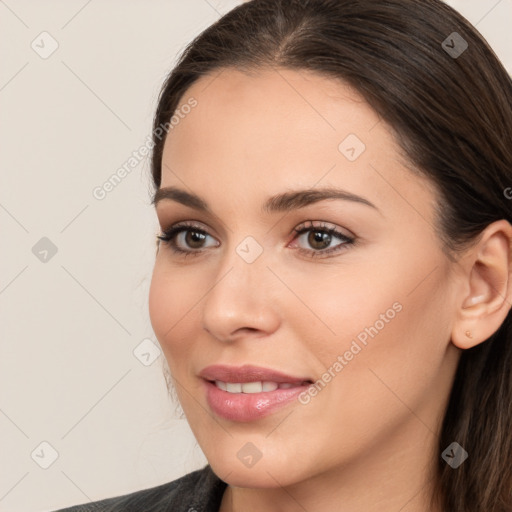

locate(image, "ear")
[[451, 219, 512, 349]]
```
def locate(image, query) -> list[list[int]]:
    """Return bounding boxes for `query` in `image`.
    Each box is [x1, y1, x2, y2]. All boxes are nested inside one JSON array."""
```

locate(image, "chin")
[[207, 453, 307, 489]]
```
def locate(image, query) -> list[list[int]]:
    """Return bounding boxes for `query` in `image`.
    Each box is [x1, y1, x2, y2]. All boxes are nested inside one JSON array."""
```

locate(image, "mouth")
[[199, 364, 314, 422]]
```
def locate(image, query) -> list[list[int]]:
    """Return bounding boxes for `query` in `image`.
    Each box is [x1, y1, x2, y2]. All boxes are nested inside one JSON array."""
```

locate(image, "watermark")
[[236, 236, 263, 263], [441, 32, 468, 59], [441, 441, 468, 468], [133, 338, 161, 366], [31, 441, 59, 469], [31, 31, 59, 59], [92, 97, 198, 201], [504, 187, 512, 200], [237, 442, 263, 468], [338, 133, 366, 162], [298, 301, 403, 405], [32, 237, 58, 263]]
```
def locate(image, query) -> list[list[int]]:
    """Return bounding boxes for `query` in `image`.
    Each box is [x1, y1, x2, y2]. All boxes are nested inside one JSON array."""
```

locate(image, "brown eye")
[[291, 221, 355, 258], [307, 230, 333, 250], [157, 223, 219, 256], [184, 230, 207, 249]]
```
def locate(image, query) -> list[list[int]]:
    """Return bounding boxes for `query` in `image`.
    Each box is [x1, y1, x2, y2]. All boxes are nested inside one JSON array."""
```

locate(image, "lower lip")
[[203, 380, 310, 422]]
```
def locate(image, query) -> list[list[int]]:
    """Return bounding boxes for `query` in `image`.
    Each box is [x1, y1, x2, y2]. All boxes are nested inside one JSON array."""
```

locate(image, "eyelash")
[[156, 220, 356, 259]]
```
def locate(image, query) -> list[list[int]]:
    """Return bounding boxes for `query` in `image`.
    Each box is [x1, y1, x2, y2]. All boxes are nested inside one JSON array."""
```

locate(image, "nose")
[[201, 245, 281, 343]]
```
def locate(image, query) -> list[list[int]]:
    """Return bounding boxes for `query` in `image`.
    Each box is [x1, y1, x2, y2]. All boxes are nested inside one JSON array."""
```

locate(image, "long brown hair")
[[150, 1, 512, 510]]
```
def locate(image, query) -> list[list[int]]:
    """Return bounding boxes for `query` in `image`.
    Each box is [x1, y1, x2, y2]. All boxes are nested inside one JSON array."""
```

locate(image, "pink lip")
[[199, 364, 313, 422], [199, 364, 310, 384]]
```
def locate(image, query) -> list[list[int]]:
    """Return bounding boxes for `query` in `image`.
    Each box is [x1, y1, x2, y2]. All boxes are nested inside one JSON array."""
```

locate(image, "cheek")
[[279, 263, 403, 345], [317, 268, 454, 436], [148, 263, 172, 344], [148, 260, 200, 360], [293, 245, 453, 396]]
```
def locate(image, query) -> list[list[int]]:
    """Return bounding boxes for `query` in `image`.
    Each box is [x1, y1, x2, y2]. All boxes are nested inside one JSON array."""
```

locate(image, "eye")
[[156, 220, 355, 259], [157, 222, 218, 256], [290, 221, 355, 258]]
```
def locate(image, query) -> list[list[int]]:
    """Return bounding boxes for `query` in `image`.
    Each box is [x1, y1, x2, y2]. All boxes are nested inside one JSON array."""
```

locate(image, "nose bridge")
[[209, 233, 268, 308], [201, 233, 279, 340]]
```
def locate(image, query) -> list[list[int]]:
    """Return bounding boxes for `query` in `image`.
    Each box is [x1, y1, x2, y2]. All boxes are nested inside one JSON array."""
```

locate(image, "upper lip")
[[199, 364, 312, 384]]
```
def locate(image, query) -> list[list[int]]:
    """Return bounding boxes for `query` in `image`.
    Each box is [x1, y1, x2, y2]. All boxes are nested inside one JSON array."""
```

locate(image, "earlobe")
[[451, 220, 512, 350]]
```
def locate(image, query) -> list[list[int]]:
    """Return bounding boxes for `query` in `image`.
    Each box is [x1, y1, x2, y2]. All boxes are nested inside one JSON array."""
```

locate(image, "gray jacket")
[[52, 465, 227, 512]]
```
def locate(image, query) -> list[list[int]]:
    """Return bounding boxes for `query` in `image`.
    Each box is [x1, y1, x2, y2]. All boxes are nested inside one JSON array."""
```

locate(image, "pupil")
[[187, 231, 205, 248], [309, 230, 330, 249]]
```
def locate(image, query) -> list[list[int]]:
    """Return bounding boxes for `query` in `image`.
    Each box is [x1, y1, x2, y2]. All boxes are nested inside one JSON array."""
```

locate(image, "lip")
[[199, 364, 313, 422], [199, 364, 311, 384]]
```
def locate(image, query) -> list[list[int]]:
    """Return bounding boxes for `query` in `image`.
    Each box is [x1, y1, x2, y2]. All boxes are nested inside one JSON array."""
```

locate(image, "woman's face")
[[149, 67, 461, 488]]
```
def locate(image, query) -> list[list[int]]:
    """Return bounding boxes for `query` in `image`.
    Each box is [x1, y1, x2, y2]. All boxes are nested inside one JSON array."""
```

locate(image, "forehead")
[[165, 67, 381, 152], [163, 68, 385, 176]]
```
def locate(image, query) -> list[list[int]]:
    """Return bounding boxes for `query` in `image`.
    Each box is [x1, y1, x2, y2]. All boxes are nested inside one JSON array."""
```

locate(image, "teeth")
[[215, 380, 227, 391], [241, 382, 262, 393], [226, 382, 242, 393], [214, 380, 300, 393], [262, 381, 278, 391]]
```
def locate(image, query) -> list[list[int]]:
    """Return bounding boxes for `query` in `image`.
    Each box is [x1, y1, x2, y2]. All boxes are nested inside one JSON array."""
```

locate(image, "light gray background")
[[1, 1, 510, 511]]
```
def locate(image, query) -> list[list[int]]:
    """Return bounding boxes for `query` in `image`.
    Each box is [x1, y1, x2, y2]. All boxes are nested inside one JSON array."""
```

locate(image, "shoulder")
[[52, 464, 227, 512]]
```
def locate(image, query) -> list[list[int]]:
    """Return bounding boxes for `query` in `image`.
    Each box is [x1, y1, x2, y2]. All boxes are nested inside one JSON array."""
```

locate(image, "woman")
[[55, 0, 512, 510]]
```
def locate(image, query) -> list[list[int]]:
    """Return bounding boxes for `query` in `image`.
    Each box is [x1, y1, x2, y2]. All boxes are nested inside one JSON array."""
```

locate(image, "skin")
[[148, 67, 512, 512]]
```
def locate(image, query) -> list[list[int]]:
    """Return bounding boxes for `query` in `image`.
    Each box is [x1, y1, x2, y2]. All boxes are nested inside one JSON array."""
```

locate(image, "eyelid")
[[292, 219, 355, 238]]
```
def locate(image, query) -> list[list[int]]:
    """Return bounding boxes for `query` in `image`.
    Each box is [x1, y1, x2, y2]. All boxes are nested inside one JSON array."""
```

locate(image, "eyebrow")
[[152, 186, 380, 214]]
